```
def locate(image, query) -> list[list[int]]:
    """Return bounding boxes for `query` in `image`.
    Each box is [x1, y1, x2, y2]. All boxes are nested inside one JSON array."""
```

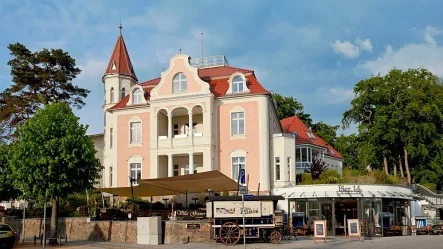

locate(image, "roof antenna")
[[201, 32, 204, 58], [179, 49, 181, 54], [119, 17, 122, 35]]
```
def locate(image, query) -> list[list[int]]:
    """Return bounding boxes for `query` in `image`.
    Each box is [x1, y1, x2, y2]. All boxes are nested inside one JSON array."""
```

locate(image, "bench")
[[34, 235, 68, 247], [385, 225, 403, 236]]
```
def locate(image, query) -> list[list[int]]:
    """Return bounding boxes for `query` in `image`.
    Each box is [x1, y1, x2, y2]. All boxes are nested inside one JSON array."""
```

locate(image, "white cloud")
[[325, 87, 354, 103], [358, 42, 443, 76], [356, 37, 373, 52], [424, 25, 443, 45], [331, 40, 360, 59]]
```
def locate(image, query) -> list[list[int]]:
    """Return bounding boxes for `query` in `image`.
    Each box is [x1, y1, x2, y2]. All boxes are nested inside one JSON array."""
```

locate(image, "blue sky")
[[1, 0, 443, 135]]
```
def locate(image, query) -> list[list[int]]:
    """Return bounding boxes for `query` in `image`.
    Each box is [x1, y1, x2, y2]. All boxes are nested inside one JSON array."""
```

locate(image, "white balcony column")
[[168, 154, 173, 177], [168, 113, 173, 138], [189, 152, 194, 174], [188, 112, 193, 137]]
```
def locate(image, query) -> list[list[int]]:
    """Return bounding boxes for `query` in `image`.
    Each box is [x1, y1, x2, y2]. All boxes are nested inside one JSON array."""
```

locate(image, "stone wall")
[[163, 220, 213, 245], [1, 216, 213, 244], [1, 217, 136, 242]]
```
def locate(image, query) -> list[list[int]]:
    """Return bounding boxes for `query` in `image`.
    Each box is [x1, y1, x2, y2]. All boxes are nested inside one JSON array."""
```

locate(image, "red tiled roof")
[[110, 95, 130, 109], [280, 116, 343, 159], [198, 66, 252, 78], [109, 66, 269, 110], [103, 35, 138, 81], [139, 77, 161, 86]]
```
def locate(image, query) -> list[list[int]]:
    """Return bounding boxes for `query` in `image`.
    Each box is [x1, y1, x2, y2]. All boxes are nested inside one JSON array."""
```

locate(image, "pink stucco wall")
[[218, 101, 262, 191], [117, 112, 150, 186], [157, 57, 202, 96]]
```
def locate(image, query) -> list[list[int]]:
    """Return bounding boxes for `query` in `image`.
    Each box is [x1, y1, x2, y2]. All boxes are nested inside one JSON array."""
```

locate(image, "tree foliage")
[[311, 121, 339, 146], [10, 102, 102, 199], [0, 43, 87, 139], [273, 93, 313, 127], [9, 102, 102, 238], [0, 143, 19, 201], [343, 68, 443, 188]]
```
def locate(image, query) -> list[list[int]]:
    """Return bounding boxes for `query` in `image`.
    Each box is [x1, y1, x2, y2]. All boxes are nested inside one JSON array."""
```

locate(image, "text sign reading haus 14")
[[338, 185, 362, 193]]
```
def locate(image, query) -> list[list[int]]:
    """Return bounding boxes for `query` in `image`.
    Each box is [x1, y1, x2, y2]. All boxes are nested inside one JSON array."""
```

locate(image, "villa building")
[[94, 31, 343, 196]]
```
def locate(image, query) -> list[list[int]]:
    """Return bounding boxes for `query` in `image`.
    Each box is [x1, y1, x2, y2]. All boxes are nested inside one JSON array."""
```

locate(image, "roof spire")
[[119, 17, 122, 36]]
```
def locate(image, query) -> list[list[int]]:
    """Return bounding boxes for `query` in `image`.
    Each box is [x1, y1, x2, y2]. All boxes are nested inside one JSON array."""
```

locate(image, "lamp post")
[[129, 176, 137, 220], [206, 189, 213, 197]]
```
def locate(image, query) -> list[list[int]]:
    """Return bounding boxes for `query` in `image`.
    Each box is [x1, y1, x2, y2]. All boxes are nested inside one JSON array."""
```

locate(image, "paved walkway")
[[13, 235, 443, 249]]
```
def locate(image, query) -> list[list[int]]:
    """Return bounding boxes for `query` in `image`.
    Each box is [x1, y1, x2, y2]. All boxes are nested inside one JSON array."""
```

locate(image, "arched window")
[[121, 87, 126, 100], [132, 88, 142, 104], [232, 76, 244, 93], [110, 87, 114, 103], [172, 73, 187, 93]]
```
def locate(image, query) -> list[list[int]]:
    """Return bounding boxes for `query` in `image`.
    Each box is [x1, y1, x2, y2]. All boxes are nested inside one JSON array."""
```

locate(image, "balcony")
[[156, 105, 208, 148]]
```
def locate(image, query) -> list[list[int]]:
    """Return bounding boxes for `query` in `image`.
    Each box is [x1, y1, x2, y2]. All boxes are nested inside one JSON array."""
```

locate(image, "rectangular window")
[[231, 112, 245, 136], [232, 157, 246, 183], [130, 122, 141, 144], [173, 165, 179, 177], [275, 157, 281, 181], [233, 81, 244, 93], [110, 128, 113, 148], [109, 166, 113, 187], [301, 147, 308, 162], [173, 124, 179, 135], [296, 148, 301, 162], [185, 164, 197, 175], [130, 163, 141, 183], [308, 200, 319, 218], [287, 157, 291, 180]]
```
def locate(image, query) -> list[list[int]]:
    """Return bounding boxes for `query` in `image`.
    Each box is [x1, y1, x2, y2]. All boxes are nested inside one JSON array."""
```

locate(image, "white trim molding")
[[227, 72, 250, 95]]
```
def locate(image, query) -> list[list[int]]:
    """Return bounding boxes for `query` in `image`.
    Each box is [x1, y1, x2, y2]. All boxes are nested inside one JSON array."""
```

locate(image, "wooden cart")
[[206, 195, 285, 246]]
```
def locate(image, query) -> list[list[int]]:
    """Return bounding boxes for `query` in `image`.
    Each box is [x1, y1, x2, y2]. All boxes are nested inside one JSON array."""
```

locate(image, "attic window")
[[111, 61, 116, 70], [306, 132, 315, 139]]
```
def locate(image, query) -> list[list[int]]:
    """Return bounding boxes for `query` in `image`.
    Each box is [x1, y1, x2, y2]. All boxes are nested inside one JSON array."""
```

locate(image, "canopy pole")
[[257, 183, 260, 196], [150, 197, 153, 217], [185, 192, 188, 209]]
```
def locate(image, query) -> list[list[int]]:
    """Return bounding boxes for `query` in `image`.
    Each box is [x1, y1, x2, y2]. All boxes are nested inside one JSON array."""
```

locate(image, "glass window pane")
[[238, 82, 243, 92], [181, 81, 187, 91], [301, 147, 308, 162], [239, 112, 244, 118], [231, 118, 237, 135], [239, 119, 244, 134]]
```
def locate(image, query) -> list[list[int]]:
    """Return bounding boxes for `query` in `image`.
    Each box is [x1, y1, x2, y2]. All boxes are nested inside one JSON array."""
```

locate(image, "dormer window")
[[173, 73, 187, 93], [306, 132, 315, 139], [233, 76, 244, 93], [121, 87, 126, 100], [132, 88, 142, 104]]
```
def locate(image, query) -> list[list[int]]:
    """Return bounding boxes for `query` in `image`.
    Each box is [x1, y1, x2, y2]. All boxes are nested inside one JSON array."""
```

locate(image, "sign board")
[[243, 194, 253, 199], [175, 209, 206, 220], [313, 220, 327, 244], [186, 223, 201, 229], [239, 169, 246, 185], [338, 185, 362, 193], [213, 201, 261, 218], [347, 219, 362, 241], [239, 186, 248, 195]]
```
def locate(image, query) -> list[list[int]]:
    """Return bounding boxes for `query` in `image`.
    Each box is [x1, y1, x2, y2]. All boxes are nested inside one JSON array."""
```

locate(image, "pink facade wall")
[[158, 58, 202, 95], [117, 112, 150, 186], [218, 101, 262, 191]]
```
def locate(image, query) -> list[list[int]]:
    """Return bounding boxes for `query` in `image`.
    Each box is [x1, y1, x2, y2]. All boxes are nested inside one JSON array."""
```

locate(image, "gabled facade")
[[100, 33, 285, 194], [280, 116, 344, 177]]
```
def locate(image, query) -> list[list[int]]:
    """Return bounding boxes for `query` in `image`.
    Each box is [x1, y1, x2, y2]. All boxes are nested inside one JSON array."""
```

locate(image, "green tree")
[[0, 43, 87, 139], [311, 121, 339, 146], [273, 93, 313, 127], [343, 68, 443, 186], [0, 143, 19, 201], [334, 134, 360, 169], [9, 102, 102, 242]]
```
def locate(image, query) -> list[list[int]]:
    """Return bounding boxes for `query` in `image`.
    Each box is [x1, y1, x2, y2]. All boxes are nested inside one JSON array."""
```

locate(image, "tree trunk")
[[383, 156, 389, 175], [393, 163, 397, 176], [404, 146, 412, 184], [49, 198, 58, 245], [399, 156, 404, 178]]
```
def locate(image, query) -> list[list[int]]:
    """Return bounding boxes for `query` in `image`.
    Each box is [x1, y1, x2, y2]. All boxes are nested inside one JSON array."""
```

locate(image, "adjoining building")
[[273, 184, 415, 236]]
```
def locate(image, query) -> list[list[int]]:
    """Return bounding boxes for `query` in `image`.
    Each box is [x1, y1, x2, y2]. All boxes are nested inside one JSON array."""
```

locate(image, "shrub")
[[222, 191, 230, 197], [152, 201, 165, 210], [350, 169, 362, 177], [300, 173, 313, 185]]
